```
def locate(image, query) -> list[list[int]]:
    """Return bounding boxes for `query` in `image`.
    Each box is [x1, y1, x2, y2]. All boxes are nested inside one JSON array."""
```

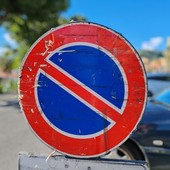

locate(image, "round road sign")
[[19, 22, 147, 158]]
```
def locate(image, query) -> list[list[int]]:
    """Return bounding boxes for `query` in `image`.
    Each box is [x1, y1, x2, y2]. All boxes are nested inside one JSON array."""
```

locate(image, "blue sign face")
[[37, 44, 125, 137]]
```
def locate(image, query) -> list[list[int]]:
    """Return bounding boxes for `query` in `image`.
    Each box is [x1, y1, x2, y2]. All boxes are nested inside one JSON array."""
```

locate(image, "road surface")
[[0, 93, 52, 169]]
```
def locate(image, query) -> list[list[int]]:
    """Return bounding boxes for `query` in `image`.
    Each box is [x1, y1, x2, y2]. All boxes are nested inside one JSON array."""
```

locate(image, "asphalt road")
[[0, 93, 52, 170]]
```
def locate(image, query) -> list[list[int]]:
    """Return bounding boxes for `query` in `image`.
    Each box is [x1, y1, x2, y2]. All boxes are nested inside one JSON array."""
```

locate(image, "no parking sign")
[[19, 23, 147, 158]]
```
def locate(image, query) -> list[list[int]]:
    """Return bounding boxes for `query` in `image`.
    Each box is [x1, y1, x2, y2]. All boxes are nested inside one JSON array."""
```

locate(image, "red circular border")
[[19, 23, 147, 157]]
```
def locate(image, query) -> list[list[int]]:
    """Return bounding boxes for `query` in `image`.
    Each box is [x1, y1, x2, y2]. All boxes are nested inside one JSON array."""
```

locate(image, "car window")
[[155, 90, 170, 105], [148, 76, 170, 81]]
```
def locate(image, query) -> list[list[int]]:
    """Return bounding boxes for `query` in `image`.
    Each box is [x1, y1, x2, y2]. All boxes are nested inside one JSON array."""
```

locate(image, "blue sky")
[[0, 0, 170, 52], [63, 0, 170, 51]]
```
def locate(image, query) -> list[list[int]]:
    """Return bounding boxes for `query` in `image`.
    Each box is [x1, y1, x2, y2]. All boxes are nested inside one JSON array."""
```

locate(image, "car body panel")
[[130, 92, 170, 170]]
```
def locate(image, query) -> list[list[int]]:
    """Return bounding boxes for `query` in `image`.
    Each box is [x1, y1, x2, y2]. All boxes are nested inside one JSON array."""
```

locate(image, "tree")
[[0, 46, 16, 72], [139, 50, 163, 60], [0, 0, 69, 45], [0, 0, 86, 72]]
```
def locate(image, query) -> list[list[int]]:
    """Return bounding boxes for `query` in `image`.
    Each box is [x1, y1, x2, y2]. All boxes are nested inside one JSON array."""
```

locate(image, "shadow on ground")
[[0, 94, 20, 110]]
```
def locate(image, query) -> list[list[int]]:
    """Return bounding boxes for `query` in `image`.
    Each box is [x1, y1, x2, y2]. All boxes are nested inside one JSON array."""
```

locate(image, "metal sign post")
[[19, 152, 147, 170], [18, 22, 147, 169]]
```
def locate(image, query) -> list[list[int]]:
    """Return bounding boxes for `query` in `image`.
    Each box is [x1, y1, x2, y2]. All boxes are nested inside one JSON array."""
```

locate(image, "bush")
[[0, 78, 18, 94]]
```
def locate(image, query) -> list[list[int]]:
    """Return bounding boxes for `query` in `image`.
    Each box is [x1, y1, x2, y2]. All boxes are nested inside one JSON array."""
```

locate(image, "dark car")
[[104, 88, 170, 170], [147, 72, 170, 97]]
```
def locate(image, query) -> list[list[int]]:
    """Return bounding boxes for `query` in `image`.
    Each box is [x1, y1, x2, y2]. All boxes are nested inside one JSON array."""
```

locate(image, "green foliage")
[[0, 0, 70, 46], [139, 50, 163, 60], [0, 46, 15, 72], [0, 78, 17, 93], [0, 0, 87, 75], [70, 16, 87, 22], [0, 0, 87, 93]]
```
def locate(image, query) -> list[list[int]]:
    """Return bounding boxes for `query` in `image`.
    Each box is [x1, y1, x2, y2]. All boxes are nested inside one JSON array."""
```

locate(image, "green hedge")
[[0, 78, 18, 93]]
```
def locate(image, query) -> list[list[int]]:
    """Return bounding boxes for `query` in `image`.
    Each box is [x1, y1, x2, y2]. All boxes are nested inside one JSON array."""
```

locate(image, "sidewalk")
[[0, 93, 52, 170]]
